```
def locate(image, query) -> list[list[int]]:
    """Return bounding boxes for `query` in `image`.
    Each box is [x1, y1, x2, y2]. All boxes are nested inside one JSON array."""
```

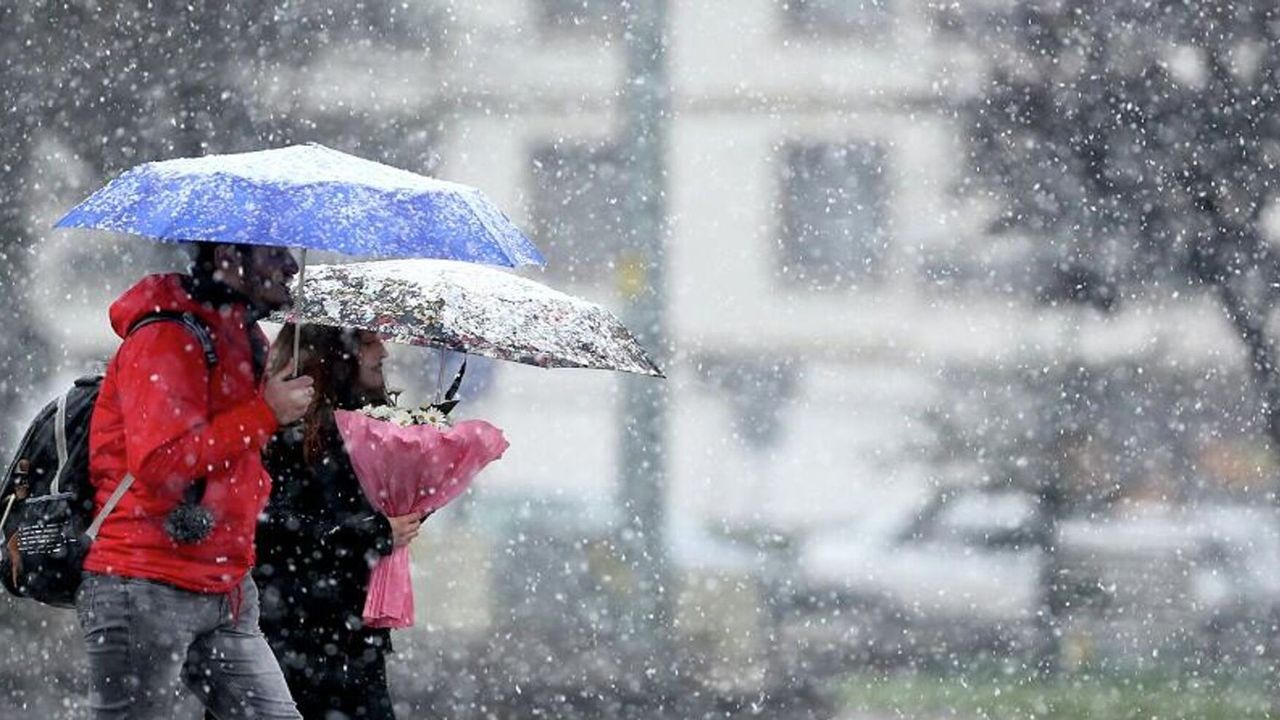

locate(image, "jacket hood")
[[109, 273, 250, 339]]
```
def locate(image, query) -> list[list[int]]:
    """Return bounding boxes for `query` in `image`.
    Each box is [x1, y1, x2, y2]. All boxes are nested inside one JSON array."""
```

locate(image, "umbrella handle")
[[292, 247, 307, 377]]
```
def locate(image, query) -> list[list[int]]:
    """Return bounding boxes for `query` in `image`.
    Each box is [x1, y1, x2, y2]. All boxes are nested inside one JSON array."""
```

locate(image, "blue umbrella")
[[56, 142, 544, 267]]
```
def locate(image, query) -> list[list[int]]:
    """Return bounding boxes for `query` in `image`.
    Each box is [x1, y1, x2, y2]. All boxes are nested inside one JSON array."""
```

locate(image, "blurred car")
[[795, 486, 1280, 668], [794, 487, 1041, 666]]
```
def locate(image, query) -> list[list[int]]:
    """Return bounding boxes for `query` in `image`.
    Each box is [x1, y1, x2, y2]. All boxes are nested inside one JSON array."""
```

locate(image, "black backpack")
[[0, 312, 217, 607]]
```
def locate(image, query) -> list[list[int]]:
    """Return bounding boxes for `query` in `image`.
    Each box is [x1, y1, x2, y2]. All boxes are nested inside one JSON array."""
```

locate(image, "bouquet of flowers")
[[335, 400, 507, 629]]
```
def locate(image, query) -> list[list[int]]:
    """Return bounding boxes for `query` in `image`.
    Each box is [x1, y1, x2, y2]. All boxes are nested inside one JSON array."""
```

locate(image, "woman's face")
[[355, 331, 389, 391]]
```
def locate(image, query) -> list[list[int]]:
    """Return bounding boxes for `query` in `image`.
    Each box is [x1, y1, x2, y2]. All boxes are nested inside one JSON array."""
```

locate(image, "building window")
[[778, 142, 889, 288], [784, 0, 891, 37], [529, 142, 627, 284], [538, 0, 618, 33]]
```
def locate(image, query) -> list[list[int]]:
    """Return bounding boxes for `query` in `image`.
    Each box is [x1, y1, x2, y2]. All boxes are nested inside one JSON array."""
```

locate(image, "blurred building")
[[384, 0, 1248, 528], [24, 0, 1258, 526]]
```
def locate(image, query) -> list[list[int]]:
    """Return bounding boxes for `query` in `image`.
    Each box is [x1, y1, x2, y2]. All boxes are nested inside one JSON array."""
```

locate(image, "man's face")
[[234, 246, 299, 312]]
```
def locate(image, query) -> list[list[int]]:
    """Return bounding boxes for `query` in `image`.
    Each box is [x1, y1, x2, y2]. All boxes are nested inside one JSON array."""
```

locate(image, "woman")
[[255, 324, 422, 720]]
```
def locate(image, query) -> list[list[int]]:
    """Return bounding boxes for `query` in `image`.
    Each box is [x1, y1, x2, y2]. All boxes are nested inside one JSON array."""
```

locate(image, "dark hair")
[[189, 242, 256, 279], [270, 324, 389, 464]]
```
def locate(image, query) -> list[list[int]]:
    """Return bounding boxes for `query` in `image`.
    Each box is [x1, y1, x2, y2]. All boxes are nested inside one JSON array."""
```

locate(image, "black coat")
[[255, 422, 394, 654]]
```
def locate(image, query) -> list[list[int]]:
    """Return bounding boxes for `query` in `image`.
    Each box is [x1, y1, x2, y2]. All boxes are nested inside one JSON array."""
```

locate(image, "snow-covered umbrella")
[[55, 142, 545, 363], [274, 259, 664, 378], [54, 142, 544, 267]]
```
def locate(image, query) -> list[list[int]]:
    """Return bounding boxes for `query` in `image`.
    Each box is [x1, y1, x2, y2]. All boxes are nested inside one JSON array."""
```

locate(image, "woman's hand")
[[387, 512, 422, 548]]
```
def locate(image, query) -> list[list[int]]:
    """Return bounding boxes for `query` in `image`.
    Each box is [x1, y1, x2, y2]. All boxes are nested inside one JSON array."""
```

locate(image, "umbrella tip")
[[53, 211, 80, 230]]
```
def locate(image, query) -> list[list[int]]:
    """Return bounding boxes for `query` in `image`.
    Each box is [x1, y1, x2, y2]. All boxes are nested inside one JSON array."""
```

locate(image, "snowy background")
[[5, 1, 1280, 718]]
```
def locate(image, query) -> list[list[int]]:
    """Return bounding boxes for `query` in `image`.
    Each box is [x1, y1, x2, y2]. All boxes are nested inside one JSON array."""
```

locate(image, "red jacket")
[[85, 274, 279, 593]]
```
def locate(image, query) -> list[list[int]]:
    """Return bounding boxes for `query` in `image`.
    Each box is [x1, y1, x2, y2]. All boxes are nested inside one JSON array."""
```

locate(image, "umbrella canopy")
[[56, 143, 544, 267], [274, 259, 663, 378]]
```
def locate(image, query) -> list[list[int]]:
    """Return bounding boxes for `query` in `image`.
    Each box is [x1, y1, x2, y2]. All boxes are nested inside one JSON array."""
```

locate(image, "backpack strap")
[[83, 312, 220, 539], [128, 311, 219, 369], [51, 392, 70, 495], [0, 493, 15, 539], [86, 474, 132, 541]]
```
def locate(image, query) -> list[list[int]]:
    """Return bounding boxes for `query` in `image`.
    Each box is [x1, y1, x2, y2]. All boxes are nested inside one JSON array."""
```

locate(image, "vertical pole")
[[617, 0, 674, 684], [291, 247, 307, 376]]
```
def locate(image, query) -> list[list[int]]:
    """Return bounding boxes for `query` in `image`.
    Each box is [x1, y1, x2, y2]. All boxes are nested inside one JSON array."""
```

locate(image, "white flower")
[[420, 407, 451, 428], [359, 404, 395, 421], [357, 402, 452, 428]]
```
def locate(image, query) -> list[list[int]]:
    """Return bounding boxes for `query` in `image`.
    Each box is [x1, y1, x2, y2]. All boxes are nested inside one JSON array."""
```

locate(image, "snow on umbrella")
[[274, 258, 664, 377], [55, 142, 545, 267]]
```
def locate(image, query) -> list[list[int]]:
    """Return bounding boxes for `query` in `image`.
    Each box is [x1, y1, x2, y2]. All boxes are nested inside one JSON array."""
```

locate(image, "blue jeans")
[[76, 572, 301, 719]]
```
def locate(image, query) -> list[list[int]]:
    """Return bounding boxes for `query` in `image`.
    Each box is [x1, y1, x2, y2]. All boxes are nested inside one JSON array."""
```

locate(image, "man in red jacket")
[[78, 242, 314, 720]]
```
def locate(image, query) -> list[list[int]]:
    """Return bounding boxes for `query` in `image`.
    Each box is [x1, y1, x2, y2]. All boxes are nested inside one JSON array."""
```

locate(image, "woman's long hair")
[[270, 324, 389, 464]]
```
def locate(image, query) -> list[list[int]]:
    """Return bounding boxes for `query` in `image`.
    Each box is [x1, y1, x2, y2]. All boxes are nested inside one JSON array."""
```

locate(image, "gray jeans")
[[76, 572, 301, 720]]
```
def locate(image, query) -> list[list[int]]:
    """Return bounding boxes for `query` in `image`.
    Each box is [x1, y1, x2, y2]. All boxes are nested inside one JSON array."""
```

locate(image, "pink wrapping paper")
[[335, 410, 508, 629]]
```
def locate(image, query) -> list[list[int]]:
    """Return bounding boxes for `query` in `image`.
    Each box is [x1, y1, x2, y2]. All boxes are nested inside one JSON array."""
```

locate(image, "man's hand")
[[388, 512, 422, 548], [263, 363, 314, 425]]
